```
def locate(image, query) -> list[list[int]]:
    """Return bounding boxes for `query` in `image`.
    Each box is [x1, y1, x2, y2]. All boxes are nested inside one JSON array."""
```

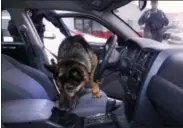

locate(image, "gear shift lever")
[[106, 98, 122, 113]]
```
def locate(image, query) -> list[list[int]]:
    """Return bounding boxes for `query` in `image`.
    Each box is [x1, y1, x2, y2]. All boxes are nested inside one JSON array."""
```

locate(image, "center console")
[[2, 90, 122, 128]]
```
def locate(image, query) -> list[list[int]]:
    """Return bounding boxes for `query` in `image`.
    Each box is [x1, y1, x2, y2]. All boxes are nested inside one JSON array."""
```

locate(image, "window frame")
[[1, 10, 25, 43]]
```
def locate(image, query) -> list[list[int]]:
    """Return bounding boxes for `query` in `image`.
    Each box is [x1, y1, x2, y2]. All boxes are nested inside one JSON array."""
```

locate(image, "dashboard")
[[118, 37, 183, 121]]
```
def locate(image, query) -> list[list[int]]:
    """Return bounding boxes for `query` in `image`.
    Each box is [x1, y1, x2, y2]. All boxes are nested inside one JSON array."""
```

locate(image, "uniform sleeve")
[[42, 10, 70, 36], [43, 10, 61, 28], [138, 10, 149, 25], [161, 11, 169, 26]]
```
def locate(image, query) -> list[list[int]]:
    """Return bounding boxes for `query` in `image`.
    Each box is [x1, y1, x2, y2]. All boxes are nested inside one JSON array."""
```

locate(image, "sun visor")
[[82, 0, 132, 11]]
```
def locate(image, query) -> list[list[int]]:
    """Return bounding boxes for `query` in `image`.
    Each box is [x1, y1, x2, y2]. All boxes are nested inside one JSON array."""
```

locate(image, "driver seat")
[[2, 54, 57, 101]]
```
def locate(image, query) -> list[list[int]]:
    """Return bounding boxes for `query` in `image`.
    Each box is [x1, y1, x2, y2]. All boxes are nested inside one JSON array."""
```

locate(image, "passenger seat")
[[2, 54, 57, 101]]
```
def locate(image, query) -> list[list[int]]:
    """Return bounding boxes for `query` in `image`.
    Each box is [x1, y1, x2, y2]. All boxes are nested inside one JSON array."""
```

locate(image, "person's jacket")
[[138, 9, 169, 35], [8, 9, 69, 40], [29, 9, 69, 35]]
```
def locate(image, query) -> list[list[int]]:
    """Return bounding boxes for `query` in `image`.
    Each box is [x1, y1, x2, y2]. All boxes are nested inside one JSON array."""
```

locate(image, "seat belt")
[[43, 47, 61, 97], [44, 46, 58, 59], [18, 25, 61, 99], [18, 25, 37, 68]]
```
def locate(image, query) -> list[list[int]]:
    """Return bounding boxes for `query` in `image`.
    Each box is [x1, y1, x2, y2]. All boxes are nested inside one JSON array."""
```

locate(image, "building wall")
[[166, 12, 183, 28], [62, 18, 74, 29]]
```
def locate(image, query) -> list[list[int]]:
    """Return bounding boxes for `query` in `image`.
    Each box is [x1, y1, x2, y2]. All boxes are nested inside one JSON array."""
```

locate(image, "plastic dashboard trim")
[[133, 48, 183, 121]]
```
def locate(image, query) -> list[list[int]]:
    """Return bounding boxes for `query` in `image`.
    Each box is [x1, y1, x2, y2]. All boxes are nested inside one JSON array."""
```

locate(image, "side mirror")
[[138, 0, 147, 11], [44, 31, 56, 39]]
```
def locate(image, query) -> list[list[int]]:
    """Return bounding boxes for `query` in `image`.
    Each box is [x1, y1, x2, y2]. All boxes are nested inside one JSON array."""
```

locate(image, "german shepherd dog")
[[45, 35, 101, 110]]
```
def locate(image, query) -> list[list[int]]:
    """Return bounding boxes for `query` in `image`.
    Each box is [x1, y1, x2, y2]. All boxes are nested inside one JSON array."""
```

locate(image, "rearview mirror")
[[138, 0, 147, 11], [44, 31, 56, 39]]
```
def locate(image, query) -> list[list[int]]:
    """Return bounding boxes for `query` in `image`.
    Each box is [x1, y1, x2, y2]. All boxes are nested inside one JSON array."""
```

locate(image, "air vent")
[[143, 50, 157, 69], [135, 49, 157, 70], [136, 50, 146, 66]]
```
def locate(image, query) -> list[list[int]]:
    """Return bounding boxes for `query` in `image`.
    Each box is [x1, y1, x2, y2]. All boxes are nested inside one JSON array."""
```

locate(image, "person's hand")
[[161, 12, 165, 19], [145, 11, 151, 19]]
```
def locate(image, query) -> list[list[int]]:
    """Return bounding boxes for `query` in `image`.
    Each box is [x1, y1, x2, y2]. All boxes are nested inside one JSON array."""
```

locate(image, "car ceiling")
[[2, 0, 132, 12]]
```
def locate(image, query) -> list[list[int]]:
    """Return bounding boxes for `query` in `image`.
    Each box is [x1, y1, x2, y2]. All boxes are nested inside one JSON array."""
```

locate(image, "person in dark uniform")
[[138, 0, 169, 42], [8, 9, 69, 43]]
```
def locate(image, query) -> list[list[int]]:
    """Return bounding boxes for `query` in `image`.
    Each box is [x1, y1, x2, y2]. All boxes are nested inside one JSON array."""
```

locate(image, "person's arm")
[[161, 11, 169, 26], [43, 10, 61, 28], [42, 10, 70, 36], [138, 10, 151, 25]]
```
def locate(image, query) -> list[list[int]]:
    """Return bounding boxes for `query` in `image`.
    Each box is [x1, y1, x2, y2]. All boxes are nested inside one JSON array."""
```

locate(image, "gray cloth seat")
[[2, 54, 57, 101], [2, 54, 109, 118], [72, 89, 107, 116]]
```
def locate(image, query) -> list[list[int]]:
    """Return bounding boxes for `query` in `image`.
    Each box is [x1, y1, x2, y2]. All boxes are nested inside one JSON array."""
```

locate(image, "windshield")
[[114, 1, 183, 44]]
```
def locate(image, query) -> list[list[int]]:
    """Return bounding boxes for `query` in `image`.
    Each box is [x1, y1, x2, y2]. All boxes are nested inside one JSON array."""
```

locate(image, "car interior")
[[2, 0, 183, 128]]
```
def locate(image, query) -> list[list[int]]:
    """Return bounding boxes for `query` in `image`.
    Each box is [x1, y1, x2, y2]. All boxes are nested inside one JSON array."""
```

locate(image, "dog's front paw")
[[92, 92, 101, 99], [92, 88, 101, 99], [91, 83, 101, 99]]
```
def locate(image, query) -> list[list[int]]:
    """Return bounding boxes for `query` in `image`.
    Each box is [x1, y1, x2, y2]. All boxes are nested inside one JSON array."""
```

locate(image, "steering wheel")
[[94, 35, 117, 81]]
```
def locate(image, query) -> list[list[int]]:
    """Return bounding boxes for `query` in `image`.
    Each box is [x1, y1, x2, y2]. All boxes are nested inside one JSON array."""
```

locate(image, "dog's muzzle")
[[59, 66, 89, 110], [64, 81, 86, 97]]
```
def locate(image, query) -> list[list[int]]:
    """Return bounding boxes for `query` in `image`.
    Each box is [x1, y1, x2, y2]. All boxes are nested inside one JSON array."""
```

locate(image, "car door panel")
[[2, 43, 30, 65]]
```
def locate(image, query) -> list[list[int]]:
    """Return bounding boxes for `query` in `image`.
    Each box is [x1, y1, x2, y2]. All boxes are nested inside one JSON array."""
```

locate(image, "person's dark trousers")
[[151, 30, 163, 42]]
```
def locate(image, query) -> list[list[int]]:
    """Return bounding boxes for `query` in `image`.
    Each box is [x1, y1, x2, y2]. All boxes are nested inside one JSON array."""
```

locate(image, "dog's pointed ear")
[[44, 64, 58, 75]]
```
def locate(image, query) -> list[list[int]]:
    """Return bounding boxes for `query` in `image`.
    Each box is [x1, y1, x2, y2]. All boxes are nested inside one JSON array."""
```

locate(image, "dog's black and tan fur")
[[45, 35, 101, 110]]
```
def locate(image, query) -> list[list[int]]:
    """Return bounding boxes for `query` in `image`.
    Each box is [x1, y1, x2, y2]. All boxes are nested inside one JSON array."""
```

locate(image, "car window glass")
[[62, 17, 113, 44], [1, 10, 24, 44], [42, 18, 66, 62], [114, 1, 183, 44], [26, 10, 113, 62]]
